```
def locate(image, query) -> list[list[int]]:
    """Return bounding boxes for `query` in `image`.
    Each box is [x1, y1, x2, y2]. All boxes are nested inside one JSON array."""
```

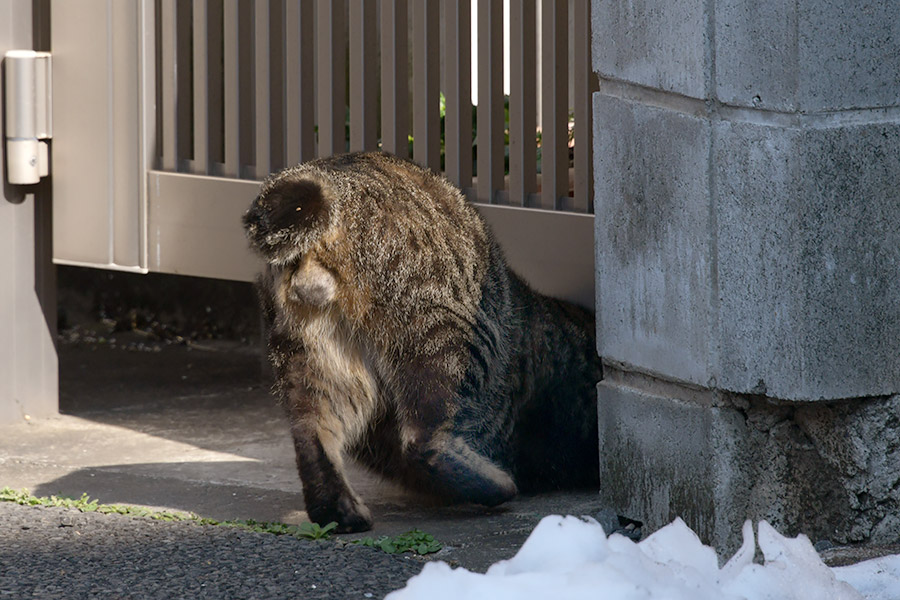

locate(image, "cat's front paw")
[[307, 496, 373, 533]]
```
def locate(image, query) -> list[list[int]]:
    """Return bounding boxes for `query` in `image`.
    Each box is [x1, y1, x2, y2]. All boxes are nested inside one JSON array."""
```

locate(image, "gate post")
[[0, 0, 57, 424], [592, 0, 900, 552]]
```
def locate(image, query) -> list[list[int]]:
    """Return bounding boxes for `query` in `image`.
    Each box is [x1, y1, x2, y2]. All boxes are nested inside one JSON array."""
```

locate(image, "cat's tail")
[[243, 169, 334, 265]]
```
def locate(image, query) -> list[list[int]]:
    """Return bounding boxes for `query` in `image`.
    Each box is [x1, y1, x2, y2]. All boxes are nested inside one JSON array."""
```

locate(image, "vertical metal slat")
[[223, 0, 240, 177], [443, 0, 472, 190], [380, 0, 408, 158], [192, 0, 208, 174], [573, 0, 594, 213], [412, 0, 440, 171], [160, 0, 177, 171], [285, 0, 315, 166], [349, 0, 377, 152], [255, 0, 271, 177], [540, 0, 568, 210], [476, 0, 504, 204], [508, 0, 536, 207], [316, 0, 346, 157]]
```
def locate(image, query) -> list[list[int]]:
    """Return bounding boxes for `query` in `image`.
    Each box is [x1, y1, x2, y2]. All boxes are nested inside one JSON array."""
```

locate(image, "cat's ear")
[[244, 177, 331, 237], [243, 174, 335, 263]]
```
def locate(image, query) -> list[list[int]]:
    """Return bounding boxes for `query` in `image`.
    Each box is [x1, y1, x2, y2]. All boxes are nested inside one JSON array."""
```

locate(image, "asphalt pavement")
[[3, 323, 891, 598], [0, 334, 604, 599]]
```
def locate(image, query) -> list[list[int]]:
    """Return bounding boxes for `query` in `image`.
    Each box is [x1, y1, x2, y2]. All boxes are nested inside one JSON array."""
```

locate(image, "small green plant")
[[0, 487, 337, 541], [2, 488, 445, 552], [297, 520, 338, 540], [352, 529, 442, 556]]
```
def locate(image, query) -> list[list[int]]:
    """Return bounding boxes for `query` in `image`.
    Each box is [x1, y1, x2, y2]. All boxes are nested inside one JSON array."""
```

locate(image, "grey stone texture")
[[594, 0, 900, 112], [598, 379, 900, 555], [594, 96, 713, 387], [591, 0, 709, 99], [592, 0, 900, 549], [594, 95, 900, 401], [715, 119, 900, 400]]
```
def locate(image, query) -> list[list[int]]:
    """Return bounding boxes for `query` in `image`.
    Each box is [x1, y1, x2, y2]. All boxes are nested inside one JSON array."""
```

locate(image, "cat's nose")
[[243, 197, 271, 233]]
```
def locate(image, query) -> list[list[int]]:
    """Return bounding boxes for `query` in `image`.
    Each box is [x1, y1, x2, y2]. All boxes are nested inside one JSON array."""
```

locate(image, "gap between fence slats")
[[206, 1, 223, 168], [476, 0, 504, 204], [443, 0, 472, 190], [572, 0, 593, 213], [175, 2, 193, 168]]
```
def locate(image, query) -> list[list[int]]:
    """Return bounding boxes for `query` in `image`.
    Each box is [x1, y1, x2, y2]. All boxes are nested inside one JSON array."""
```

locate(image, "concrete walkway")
[[1, 336, 603, 575]]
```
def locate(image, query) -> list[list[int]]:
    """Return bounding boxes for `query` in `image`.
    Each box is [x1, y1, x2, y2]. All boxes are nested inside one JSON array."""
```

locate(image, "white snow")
[[386, 515, 900, 600]]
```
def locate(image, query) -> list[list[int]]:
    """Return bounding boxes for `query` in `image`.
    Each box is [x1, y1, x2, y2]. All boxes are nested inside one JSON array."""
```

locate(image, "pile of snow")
[[387, 515, 900, 600]]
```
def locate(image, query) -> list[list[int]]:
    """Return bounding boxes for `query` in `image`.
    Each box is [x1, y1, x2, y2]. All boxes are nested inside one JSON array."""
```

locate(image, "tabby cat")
[[243, 152, 600, 532]]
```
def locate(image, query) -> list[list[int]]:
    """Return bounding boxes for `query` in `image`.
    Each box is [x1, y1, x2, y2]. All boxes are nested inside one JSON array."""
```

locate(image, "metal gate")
[[50, 0, 597, 308]]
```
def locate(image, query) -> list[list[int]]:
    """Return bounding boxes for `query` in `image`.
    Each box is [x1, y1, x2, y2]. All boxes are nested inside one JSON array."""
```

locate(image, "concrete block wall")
[[592, 0, 900, 552]]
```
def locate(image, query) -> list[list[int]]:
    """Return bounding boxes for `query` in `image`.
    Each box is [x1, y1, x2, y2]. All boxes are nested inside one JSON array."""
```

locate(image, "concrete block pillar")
[[592, 0, 900, 552]]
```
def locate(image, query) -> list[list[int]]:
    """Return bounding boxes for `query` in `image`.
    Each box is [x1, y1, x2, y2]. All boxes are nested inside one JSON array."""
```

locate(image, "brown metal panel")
[[223, 0, 240, 177], [284, 0, 315, 166], [160, 0, 177, 171], [380, 0, 408, 157], [442, 0, 472, 190], [192, 0, 209, 174], [316, 0, 346, 157], [145, 173, 593, 308], [110, 1, 145, 267], [476, 0, 503, 204], [540, 0, 568, 210], [411, 0, 440, 171], [349, 0, 377, 152], [476, 204, 594, 309], [267, 0, 285, 172], [52, 0, 145, 269], [147, 171, 261, 281], [254, 0, 271, 178], [509, 0, 537, 207]]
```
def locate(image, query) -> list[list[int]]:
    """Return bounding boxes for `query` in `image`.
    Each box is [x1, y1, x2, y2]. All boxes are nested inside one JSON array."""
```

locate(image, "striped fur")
[[243, 152, 600, 532]]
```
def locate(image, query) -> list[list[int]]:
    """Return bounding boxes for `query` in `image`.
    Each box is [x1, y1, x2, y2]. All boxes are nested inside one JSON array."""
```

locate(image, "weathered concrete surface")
[[716, 0, 900, 111], [593, 0, 900, 112], [591, 0, 710, 99], [592, 0, 900, 549], [594, 95, 900, 401], [0, 338, 603, 573], [714, 119, 900, 400], [594, 96, 713, 388], [598, 376, 900, 555]]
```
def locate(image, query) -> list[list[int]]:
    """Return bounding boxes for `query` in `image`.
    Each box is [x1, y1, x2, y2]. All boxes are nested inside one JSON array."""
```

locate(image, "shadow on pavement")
[[28, 333, 606, 572]]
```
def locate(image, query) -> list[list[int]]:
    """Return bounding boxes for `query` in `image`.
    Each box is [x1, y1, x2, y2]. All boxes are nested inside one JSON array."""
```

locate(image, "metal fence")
[[48, 0, 596, 307], [155, 0, 595, 213]]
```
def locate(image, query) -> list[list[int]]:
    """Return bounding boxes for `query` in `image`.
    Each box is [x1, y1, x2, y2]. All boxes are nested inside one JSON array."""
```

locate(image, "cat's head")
[[243, 169, 335, 265]]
